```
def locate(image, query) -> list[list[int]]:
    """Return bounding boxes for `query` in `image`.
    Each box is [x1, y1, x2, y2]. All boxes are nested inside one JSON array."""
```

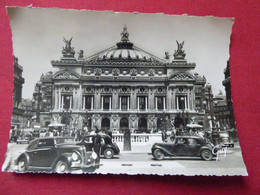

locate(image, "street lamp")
[[204, 83, 219, 145], [180, 97, 186, 130], [35, 81, 42, 123]]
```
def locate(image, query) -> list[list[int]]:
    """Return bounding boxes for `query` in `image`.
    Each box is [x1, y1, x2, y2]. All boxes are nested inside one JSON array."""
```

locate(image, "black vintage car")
[[151, 135, 221, 161], [15, 137, 99, 173], [78, 135, 120, 159]]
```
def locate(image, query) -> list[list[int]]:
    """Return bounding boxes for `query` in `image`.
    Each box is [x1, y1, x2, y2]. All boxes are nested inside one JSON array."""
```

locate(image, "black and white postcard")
[[2, 7, 247, 176]]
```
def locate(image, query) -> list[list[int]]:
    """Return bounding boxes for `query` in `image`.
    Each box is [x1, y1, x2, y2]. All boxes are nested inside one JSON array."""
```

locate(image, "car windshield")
[[56, 138, 75, 145]]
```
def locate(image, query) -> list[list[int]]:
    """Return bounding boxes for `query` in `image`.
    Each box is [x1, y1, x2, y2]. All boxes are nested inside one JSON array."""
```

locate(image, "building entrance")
[[101, 118, 110, 131], [138, 118, 147, 133], [120, 118, 129, 132]]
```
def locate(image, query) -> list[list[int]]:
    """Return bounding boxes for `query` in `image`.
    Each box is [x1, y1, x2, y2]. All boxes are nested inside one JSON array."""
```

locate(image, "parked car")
[[219, 132, 234, 147], [15, 137, 99, 173], [16, 134, 33, 144], [151, 135, 222, 161], [78, 135, 120, 159]]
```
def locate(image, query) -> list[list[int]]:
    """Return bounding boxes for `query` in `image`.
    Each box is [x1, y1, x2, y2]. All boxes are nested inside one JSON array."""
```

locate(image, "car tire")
[[103, 148, 114, 159], [153, 149, 164, 160], [201, 150, 213, 161], [55, 160, 69, 173], [17, 157, 28, 172]]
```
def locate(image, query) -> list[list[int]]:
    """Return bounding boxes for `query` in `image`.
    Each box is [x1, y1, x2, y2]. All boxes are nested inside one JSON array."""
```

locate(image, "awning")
[[187, 123, 203, 128], [48, 122, 65, 127]]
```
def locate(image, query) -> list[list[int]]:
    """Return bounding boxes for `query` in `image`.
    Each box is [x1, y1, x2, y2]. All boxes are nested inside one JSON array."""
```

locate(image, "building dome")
[[97, 46, 152, 61], [96, 26, 153, 62]]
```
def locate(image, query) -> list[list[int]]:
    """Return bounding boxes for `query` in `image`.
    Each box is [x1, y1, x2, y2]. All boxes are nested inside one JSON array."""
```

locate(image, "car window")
[[37, 139, 55, 147], [84, 137, 92, 143], [176, 138, 185, 144], [187, 138, 199, 145], [56, 138, 75, 144], [27, 140, 38, 150]]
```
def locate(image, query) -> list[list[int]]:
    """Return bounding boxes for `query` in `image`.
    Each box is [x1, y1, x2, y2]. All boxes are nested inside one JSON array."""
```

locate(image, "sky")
[[8, 8, 234, 99]]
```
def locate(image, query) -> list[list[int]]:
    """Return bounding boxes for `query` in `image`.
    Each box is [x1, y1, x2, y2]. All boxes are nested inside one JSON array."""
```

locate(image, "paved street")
[[2, 142, 247, 176]]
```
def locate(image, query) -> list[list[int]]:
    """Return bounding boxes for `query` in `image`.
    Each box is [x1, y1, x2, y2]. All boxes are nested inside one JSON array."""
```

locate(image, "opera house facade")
[[35, 26, 208, 133]]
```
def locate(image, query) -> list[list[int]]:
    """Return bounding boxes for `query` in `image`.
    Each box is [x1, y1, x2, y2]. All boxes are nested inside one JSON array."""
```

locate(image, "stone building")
[[222, 61, 236, 128], [11, 56, 25, 127], [36, 26, 208, 133]]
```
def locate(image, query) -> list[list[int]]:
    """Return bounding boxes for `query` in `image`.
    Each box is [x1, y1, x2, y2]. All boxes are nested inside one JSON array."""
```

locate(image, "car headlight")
[[72, 152, 79, 161]]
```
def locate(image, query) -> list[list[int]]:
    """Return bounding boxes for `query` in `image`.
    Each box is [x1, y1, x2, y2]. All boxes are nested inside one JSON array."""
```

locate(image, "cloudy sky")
[[8, 7, 234, 99]]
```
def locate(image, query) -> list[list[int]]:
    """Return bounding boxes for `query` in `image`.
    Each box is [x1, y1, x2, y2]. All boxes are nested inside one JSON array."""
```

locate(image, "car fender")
[[51, 153, 72, 170], [198, 147, 213, 156], [16, 153, 30, 165], [152, 145, 172, 156], [101, 145, 115, 154]]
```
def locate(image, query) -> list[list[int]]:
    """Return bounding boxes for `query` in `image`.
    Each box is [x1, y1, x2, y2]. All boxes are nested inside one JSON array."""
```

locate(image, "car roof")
[[83, 135, 111, 139], [31, 136, 74, 141], [175, 135, 203, 139]]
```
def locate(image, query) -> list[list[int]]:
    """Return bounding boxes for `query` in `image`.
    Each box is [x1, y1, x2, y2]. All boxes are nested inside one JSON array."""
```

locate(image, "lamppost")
[[203, 83, 219, 145], [62, 96, 72, 132], [34, 81, 42, 123], [179, 96, 187, 131]]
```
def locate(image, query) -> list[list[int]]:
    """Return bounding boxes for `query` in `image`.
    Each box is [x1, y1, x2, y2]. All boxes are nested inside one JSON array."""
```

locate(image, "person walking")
[[93, 128, 102, 158]]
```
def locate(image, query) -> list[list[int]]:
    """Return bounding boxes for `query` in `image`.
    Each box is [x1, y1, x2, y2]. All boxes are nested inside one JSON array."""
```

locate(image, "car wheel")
[[55, 160, 69, 173], [103, 148, 114, 159], [153, 149, 164, 160], [201, 150, 213, 161], [17, 157, 28, 172]]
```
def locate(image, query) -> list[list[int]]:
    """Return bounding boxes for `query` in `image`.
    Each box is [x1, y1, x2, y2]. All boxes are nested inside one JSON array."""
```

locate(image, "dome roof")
[[86, 26, 163, 63], [97, 46, 152, 61]]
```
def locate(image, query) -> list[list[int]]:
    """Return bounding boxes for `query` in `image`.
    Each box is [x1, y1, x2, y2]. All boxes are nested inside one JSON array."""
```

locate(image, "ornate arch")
[[169, 72, 195, 81], [53, 70, 80, 80]]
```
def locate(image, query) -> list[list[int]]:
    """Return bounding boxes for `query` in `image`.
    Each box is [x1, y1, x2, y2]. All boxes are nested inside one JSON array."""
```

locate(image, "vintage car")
[[15, 137, 99, 173], [151, 135, 221, 161], [16, 134, 33, 144], [219, 132, 234, 147], [78, 135, 120, 159]]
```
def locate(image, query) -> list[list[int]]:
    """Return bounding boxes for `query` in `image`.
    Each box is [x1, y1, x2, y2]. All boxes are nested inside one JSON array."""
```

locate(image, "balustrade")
[[112, 133, 161, 143]]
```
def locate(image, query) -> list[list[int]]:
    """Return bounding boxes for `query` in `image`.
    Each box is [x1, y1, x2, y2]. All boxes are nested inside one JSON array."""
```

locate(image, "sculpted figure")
[[62, 37, 75, 57]]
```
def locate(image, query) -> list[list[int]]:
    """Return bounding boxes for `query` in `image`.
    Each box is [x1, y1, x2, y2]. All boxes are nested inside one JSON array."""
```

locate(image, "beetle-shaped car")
[[15, 137, 99, 173]]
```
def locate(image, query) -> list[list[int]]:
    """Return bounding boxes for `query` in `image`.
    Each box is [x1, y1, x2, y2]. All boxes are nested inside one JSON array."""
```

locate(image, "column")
[[167, 86, 172, 110], [94, 88, 99, 109], [83, 96, 85, 109], [184, 96, 187, 110], [54, 87, 57, 109], [109, 96, 112, 110], [91, 96, 94, 110], [137, 96, 139, 111], [176, 96, 179, 110], [70, 96, 72, 109], [101, 96, 103, 110], [78, 85, 82, 110], [163, 97, 166, 110], [155, 96, 158, 110], [127, 96, 130, 110], [145, 96, 148, 110], [119, 96, 121, 110]]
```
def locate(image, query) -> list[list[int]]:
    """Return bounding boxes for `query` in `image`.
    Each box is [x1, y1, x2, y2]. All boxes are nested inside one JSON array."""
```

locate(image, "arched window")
[[120, 118, 129, 131], [101, 118, 110, 131], [138, 118, 147, 133]]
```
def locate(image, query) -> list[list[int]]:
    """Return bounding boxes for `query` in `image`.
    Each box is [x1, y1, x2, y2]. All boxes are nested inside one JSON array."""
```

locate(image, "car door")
[[33, 138, 57, 167], [25, 140, 39, 166], [82, 136, 95, 151], [173, 138, 189, 156], [186, 138, 201, 156]]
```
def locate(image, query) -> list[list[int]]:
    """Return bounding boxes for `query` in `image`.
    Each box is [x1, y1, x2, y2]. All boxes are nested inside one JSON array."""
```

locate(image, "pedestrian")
[[93, 128, 102, 158]]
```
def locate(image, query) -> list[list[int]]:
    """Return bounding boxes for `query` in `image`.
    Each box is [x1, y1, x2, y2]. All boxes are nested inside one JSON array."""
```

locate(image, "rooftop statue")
[[62, 37, 75, 57], [78, 50, 84, 60], [173, 40, 186, 60]]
